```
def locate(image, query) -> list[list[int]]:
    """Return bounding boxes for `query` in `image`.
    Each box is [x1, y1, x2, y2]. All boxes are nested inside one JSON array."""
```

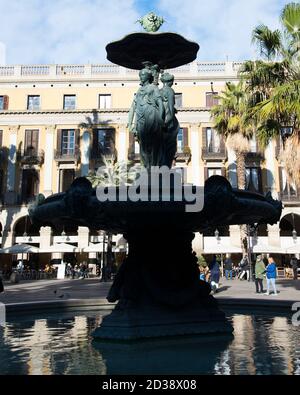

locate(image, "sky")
[[0, 0, 294, 65]]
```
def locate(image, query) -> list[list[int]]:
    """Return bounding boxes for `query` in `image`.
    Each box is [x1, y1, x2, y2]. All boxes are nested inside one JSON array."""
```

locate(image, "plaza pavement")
[[0, 277, 299, 310]]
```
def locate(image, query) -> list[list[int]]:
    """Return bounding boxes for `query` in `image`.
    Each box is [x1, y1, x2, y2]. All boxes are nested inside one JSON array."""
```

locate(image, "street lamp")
[[215, 229, 220, 244], [280, 124, 294, 146], [292, 213, 297, 243]]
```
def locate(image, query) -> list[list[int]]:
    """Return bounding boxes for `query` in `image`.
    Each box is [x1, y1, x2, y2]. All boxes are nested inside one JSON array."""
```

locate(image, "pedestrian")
[[265, 256, 278, 296], [239, 256, 250, 281], [254, 255, 265, 294], [209, 255, 220, 294], [290, 256, 299, 280], [224, 254, 233, 280]]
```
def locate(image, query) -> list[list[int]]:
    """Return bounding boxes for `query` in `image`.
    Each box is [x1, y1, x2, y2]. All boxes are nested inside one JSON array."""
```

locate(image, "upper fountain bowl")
[[106, 32, 200, 70]]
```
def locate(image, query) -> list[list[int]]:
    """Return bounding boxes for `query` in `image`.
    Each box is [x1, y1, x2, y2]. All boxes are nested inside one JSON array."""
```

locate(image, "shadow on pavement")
[[276, 279, 300, 291]]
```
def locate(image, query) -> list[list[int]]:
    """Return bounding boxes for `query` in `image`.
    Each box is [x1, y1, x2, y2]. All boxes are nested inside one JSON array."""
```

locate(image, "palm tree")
[[211, 81, 253, 189], [211, 81, 253, 255], [240, 2, 300, 183]]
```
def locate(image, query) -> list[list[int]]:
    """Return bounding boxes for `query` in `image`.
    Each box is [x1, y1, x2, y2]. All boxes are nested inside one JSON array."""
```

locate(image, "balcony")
[[17, 148, 44, 165], [128, 149, 140, 162], [280, 190, 300, 204], [54, 148, 80, 163], [91, 146, 118, 162], [202, 146, 227, 162], [175, 147, 192, 164]]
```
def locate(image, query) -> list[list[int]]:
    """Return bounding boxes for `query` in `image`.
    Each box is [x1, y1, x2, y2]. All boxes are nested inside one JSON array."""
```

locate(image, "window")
[[175, 93, 182, 108], [0, 95, 9, 110], [61, 130, 75, 155], [64, 95, 76, 110], [21, 169, 39, 203], [206, 128, 221, 153], [99, 94, 112, 109], [279, 167, 297, 197], [206, 92, 219, 107], [24, 130, 39, 155], [94, 128, 115, 155], [59, 169, 75, 192], [208, 168, 222, 178], [177, 128, 184, 153], [27, 95, 40, 110], [177, 128, 188, 153], [134, 140, 140, 154], [246, 168, 261, 192]]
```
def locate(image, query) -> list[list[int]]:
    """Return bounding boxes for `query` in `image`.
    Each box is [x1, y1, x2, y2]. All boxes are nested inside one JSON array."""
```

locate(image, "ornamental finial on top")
[[137, 12, 165, 32]]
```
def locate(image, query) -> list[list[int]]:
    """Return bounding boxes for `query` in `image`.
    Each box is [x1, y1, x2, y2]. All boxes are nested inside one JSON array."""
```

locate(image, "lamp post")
[[292, 213, 297, 243], [246, 224, 258, 282]]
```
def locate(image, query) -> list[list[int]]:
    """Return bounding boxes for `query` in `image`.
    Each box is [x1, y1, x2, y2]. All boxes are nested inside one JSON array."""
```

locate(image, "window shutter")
[[206, 93, 213, 108], [278, 167, 283, 193], [57, 129, 62, 154], [213, 93, 219, 106], [202, 128, 207, 149], [204, 167, 208, 181], [3, 95, 9, 110], [75, 129, 80, 154], [110, 128, 116, 153], [32, 130, 39, 152], [183, 127, 189, 147], [92, 128, 98, 156], [129, 132, 135, 154]]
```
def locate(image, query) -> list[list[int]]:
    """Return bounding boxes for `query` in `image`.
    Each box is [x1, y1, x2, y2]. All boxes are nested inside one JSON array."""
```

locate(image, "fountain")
[[30, 13, 282, 341]]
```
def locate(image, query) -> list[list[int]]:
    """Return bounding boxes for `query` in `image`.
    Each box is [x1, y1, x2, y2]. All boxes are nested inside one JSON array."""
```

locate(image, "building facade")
[[0, 61, 299, 268]]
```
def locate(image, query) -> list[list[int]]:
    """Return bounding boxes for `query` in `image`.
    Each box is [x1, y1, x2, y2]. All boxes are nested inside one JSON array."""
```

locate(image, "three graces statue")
[[127, 65, 180, 170]]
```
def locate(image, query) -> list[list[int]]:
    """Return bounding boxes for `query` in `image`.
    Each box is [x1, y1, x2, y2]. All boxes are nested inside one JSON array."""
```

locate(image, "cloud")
[[0, 0, 139, 64], [157, 0, 292, 61], [0, 0, 293, 64]]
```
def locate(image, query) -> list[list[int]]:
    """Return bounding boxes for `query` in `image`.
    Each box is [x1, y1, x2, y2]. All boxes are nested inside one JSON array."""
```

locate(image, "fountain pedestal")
[[93, 231, 233, 340]]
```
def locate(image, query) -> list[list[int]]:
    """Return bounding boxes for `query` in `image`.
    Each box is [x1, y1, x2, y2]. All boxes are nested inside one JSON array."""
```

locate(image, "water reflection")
[[0, 310, 299, 375]]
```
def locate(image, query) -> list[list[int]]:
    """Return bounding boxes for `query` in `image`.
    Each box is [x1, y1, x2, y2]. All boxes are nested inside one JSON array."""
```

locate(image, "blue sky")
[[0, 0, 294, 65]]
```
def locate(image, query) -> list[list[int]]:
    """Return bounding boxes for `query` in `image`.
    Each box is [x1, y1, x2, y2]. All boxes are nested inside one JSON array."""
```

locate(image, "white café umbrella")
[[0, 244, 40, 254], [39, 243, 80, 253], [83, 243, 105, 253]]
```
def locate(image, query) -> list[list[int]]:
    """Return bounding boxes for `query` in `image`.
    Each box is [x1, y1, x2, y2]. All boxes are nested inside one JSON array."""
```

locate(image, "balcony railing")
[[280, 190, 300, 203], [91, 146, 118, 161], [17, 148, 44, 165], [54, 148, 80, 162], [0, 61, 241, 80], [128, 149, 141, 162], [202, 146, 227, 161]]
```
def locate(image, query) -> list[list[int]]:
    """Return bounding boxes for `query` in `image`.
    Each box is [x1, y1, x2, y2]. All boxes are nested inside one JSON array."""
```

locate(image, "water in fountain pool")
[[0, 309, 299, 375]]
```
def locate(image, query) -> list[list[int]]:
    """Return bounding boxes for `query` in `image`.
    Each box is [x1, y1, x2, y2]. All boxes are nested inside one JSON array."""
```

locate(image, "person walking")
[[290, 256, 299, 280], [254, 255, 265, 294], [239, 256, 250, 281], [224, 255, 233, 280], [209, 255, 221, 294], [265, 256, 278, 296]]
